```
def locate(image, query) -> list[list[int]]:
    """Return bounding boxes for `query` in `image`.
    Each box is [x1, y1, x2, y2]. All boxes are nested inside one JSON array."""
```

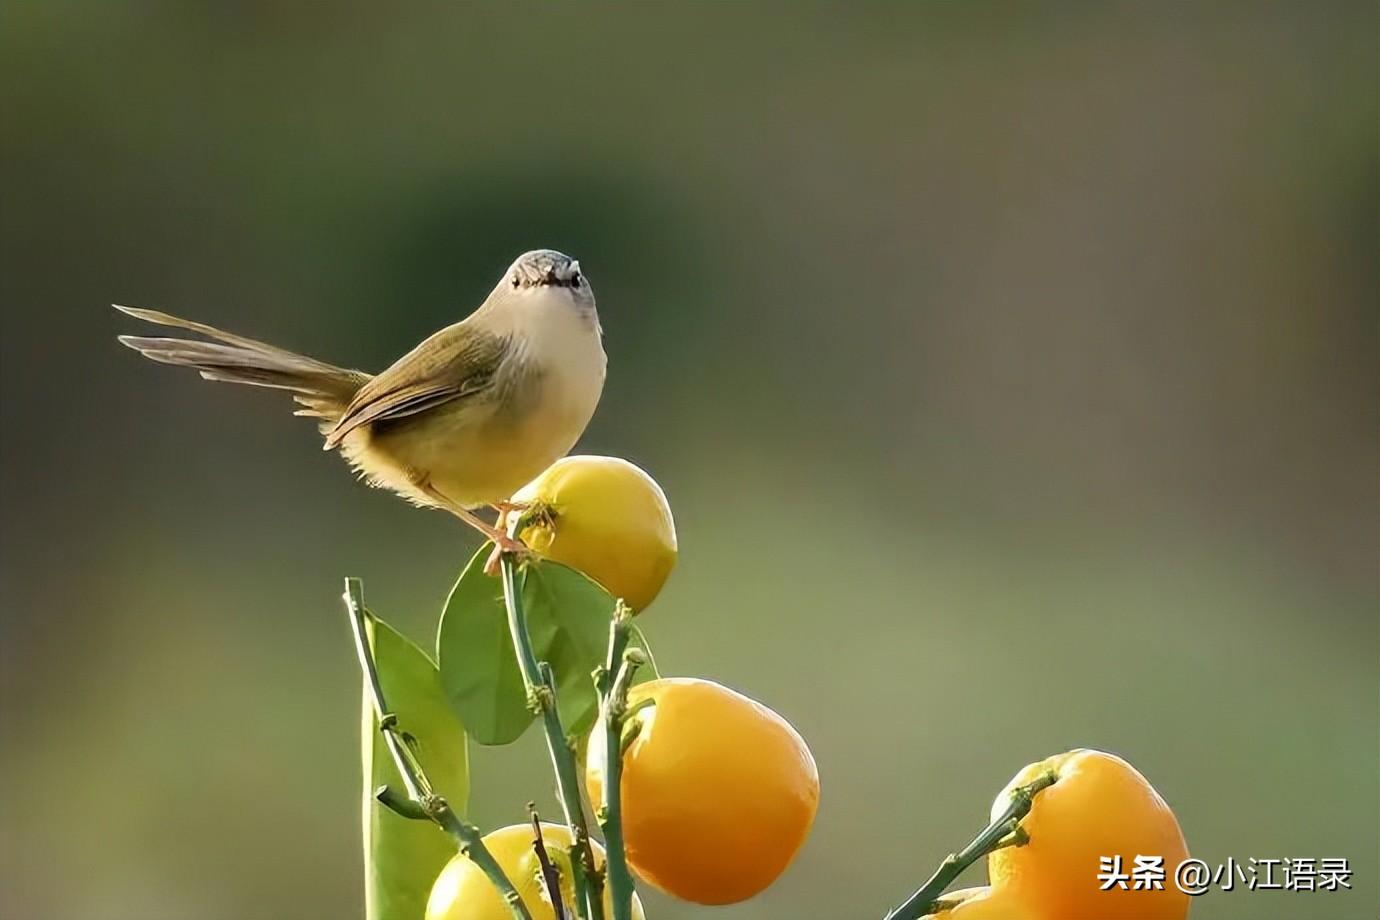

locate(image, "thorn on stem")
[[374, 785, 430, 821]]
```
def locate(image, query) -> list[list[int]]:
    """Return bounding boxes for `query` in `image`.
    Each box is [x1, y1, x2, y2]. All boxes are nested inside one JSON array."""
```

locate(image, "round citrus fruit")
[[511, 455, 677, 611], [987, 749, 1189, 920], [921, 886, 1040, 920], [586, 677, 819, 904], [425, 822, 645, 920]]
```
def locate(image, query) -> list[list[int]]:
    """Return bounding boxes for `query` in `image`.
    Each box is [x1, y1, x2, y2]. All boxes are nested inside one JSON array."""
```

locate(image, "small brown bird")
[[117, 249, 606, 550]]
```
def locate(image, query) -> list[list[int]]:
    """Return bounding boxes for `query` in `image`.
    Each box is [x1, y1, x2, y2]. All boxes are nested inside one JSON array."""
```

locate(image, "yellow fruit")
[[425, 822, 645, 920], [987, 749, 1190, 920], [511, 455, 677, 611], [586, 677, 819, 905], [921, 886, 1041, 919]]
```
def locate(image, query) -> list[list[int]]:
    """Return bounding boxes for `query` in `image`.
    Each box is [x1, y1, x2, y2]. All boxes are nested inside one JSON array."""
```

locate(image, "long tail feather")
[[114, 305, 370, 429]]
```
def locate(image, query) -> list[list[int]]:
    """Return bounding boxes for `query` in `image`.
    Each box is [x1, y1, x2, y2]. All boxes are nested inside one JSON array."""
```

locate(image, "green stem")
[[499, 556, 605, 920], [344, 578, 533, 920], [882, 771, 1057, 920], [594, 605, 641, 920]]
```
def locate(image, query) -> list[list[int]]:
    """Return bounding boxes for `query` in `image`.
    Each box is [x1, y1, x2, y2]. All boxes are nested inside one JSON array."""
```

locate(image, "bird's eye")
[[571, 272, 582, 287], [511, 276, 520, 288]]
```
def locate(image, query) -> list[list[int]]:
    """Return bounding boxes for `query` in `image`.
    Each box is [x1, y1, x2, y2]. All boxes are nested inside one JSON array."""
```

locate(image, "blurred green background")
[[1, 4, 1376, 919]]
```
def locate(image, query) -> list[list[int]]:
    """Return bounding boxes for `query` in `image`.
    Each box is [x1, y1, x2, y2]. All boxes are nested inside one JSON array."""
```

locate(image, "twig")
[[881, 771, 1058, 920], [529, 804, 568, 920], [499, 555, 606, 920], [344, 578, 533, 920], [593, 604, 643, 920]]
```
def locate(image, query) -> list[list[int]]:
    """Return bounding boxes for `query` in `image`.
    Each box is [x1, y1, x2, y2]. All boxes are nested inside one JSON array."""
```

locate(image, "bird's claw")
[[491, 500, 532, 515], [483, 535, 532, 576]]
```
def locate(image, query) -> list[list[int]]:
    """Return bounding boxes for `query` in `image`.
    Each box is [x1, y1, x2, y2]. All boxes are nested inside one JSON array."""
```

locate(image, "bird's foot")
[[419, 485, 535, 572], [490, 500, 532, 515], [483, 534, 532, 576]]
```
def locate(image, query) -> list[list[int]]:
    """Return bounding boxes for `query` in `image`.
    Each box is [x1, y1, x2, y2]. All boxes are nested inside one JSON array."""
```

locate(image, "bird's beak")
[[545, 260, 580, 285]]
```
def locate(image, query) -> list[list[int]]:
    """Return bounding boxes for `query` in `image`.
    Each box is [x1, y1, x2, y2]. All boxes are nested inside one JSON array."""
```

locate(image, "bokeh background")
[[2, 4, 1376, 919]]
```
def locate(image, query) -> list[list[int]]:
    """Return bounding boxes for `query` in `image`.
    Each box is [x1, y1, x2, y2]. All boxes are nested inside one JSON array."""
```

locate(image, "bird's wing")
[[323, 322, 510, 449]]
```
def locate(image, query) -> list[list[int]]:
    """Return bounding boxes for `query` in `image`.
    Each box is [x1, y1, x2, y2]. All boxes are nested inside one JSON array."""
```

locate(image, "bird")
[[116, 249, 606, 552]]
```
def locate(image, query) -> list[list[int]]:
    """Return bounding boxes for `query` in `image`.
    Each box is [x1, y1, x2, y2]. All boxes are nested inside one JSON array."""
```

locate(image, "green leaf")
[[362, 611, 469, 920], [525, 560, 619, 736], [434, 546, 530, 745], [437, 544, 625, 745]]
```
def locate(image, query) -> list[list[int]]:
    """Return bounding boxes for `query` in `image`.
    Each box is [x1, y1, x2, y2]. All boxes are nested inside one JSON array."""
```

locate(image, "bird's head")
[[504, 249, 592, 300], [484, 249, 599, 333]]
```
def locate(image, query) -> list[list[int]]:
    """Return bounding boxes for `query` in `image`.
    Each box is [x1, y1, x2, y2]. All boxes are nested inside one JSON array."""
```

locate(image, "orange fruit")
[[511, 456, 677, 611], [921, 887, 1040, 920], [987, 749, 1189, 920], [425, 822, 645, 920], [585, 677, 819, 904]]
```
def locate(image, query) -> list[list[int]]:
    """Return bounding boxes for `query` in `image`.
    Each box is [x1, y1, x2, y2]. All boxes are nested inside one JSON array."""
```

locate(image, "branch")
[[593, 604, 643, 920], [881, 771, 1058, 920], [344, 578, 533, 920], [499, 556, 605, 920]]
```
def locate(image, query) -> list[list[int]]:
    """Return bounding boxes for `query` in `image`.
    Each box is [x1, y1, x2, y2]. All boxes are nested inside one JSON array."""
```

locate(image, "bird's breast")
[[370, 303, 605, 507]]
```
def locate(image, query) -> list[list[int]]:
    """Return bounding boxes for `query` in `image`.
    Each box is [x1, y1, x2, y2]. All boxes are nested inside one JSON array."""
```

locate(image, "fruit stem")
[[881, 771, 1057, 920], [499, 555, 605, 920], [343, 578, 533, 920], [594, 603, 641, 920]]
